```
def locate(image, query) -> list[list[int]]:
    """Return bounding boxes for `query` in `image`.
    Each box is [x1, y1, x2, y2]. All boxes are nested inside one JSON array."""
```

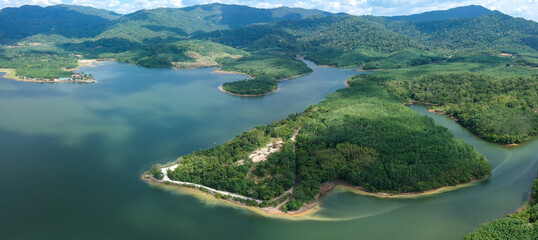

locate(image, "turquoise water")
[[0, 61, 536, 239]]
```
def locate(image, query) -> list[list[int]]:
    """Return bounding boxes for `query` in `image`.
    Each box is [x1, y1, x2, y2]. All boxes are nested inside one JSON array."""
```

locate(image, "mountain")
[[387, 5, 496, 22], [0, 3, 331, 44], [411, 13, 538, 51], [94, 3, 333, 43], [198, 15, 421, 65], [0, 5, 121, 44], [198, 7, 537, 67], [56, 4, 122, 20]]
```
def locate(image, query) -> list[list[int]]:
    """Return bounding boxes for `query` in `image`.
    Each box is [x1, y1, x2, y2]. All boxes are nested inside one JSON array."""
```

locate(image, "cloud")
[[0, 0, 536, 21], [0, 0, 62, 8]]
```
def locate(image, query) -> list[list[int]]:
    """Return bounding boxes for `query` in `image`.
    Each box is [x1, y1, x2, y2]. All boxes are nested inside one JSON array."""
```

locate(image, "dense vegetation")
[[220, 55, 312, 95], [200, 10, 537, 67], [388, 73, 537, 144], [465, 175, 538, 239], [222, 79, 277, 96], [199, 15, 422, 67], [168, 73, 491, 210], [286, 78, 490, 209]]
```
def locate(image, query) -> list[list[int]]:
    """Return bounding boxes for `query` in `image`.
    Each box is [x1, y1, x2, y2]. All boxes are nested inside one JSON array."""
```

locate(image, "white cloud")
[[0, 0, 536, 21], [72, 0, 120, 9], [0, 0, 62, 8]]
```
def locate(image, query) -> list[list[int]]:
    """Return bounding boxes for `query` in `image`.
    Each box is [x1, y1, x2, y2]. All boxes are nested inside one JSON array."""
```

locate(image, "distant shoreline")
[[1, 59, 102, 83]]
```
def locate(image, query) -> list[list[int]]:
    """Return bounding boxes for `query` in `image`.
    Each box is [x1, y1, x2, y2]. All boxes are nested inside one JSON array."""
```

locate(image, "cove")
[[0, 60, 536, 239]]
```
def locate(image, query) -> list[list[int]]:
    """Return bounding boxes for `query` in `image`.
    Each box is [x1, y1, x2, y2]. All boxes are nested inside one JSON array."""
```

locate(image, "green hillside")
[[94, 3, 332, 43], [111, 40, 248, 69], [0, 5, 118, 43], [387, 5, 495, 22]]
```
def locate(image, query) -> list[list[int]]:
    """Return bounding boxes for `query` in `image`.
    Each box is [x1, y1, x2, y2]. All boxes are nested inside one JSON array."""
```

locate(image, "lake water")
[[0, 61, 536, 239]]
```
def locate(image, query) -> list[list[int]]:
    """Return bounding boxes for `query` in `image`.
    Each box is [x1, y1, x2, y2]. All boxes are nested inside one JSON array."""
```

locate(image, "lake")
[[0, 61, 536, 239]]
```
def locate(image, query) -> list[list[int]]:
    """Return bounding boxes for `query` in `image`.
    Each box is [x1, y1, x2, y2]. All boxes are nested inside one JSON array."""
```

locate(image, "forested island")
[[0, 2, 537, 219]]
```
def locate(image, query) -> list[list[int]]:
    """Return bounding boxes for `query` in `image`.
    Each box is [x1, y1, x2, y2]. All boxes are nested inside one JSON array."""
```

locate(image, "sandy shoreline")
[[142, 172, 486, 218]]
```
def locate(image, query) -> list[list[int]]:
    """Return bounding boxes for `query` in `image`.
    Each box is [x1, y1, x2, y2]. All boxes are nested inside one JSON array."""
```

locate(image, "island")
[[216, 56, 313, 96]]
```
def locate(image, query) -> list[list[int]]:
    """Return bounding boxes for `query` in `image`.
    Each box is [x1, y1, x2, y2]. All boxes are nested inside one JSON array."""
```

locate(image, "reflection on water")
[[0, 62, 536, 240]]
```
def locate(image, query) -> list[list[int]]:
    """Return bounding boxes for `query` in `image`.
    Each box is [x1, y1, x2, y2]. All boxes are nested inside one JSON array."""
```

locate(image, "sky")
[[0, 0, 536, 21]]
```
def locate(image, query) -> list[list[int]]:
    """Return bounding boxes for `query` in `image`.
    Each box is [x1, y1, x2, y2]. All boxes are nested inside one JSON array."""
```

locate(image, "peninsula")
[[144, 72, 493, 215]]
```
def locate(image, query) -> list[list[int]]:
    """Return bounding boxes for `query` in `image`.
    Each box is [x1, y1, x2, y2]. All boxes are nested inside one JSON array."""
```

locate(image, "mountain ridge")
[[386, 5, 497, 22]]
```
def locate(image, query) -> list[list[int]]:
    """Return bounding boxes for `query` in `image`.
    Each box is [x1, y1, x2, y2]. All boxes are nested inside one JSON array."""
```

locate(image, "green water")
[[0, 61, 536, 239]]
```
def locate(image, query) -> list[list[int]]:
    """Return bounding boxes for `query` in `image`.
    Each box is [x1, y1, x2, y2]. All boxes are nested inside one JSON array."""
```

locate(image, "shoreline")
[[357, 68, 386, 72], [0, 68, 24, 81], [142, 172, 486, 218], [218, 85, 278, 97], [212, 68, 253, 79]]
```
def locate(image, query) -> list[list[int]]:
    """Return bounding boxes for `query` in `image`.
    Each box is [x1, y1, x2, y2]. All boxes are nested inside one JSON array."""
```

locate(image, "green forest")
[[388, 73, 537, 144], [465, 175, 538, 239]]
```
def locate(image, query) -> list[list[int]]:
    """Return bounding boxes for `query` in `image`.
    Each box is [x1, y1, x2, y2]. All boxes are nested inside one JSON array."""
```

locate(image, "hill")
[[0, 5, 121, 44], [387, 5, 496, 22], [200, 10, 537, 67]]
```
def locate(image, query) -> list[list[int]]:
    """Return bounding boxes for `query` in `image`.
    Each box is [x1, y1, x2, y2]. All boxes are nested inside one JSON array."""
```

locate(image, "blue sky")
[[1, 0, 536, 21]]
